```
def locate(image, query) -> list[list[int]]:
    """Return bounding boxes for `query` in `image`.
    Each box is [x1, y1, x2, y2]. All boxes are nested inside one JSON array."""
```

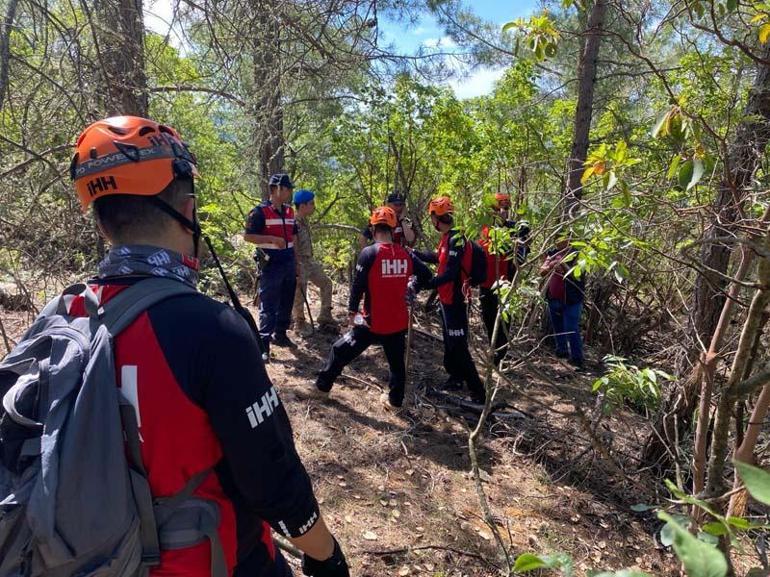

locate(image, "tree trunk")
[[642, 46, 770, 470], [93, 0, 148, 116], [252, 1, 284, 199], [0, 0, 19, 111], [563, 0, 608, 220]]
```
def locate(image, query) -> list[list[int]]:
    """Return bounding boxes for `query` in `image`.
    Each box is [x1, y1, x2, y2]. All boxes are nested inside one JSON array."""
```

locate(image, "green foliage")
[[734, 460, 770, 506], [592, 355, 672, 413], [503, 12, 561, 60], [658, 512, 728, 577]]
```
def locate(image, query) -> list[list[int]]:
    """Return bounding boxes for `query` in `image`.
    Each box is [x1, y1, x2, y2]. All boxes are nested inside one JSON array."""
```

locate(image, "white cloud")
[[447, 66, 507, 99], [423, 36, 457, 49], [144, 0, 174, 36]]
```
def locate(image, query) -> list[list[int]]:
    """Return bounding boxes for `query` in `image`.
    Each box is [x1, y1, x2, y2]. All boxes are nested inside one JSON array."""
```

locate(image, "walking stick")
[[300, 282, 316, 333], [405, 278, 415, 405]]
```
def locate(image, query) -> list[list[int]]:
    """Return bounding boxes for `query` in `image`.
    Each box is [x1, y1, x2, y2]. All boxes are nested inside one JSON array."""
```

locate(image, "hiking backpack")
[[462, 239, 488, 288], [0, 278, 228, 577]]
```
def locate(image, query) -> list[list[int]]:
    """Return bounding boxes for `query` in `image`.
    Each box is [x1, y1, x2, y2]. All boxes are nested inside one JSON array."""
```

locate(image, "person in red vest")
[[314, 207, 432, 409], [244, 174, 298, 361], [67, 116, 348, 577], [478, 192, 531, 365], [414, 197, 486, 405]]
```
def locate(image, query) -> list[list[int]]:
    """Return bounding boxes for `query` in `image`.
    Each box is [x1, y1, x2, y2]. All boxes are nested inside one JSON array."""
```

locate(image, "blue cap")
[[293, 189, 315, 206], [269, 173, 294, 188]]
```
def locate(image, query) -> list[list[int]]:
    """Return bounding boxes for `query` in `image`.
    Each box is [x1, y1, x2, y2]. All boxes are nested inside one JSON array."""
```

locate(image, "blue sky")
[[375, 0, 539, 98], [144, 0, 539, 98]]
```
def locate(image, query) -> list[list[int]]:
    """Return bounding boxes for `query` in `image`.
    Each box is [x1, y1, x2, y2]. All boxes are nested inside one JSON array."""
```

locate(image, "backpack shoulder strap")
[[98, 277, 198, 337]]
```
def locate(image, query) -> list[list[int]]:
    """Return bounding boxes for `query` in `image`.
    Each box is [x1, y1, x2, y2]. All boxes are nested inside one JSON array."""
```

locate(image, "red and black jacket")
[[349, 242, 432, 334], [416, 229, 468, 306], [479, 225, 513, 290], [245, 202, 297, 263], [68, 278, 319, 577]]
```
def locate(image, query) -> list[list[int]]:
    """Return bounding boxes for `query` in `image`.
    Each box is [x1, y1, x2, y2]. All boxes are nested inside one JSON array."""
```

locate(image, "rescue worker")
[[359, 192, 416, 248], [478, 192, 531, 364], [315, 207, 432, 409], [540, 235, 586, 369], [415, 197, 486, 405], [244, 173, 298, 360], [291, 189, 339, 336], [68, 116, 349, 577]]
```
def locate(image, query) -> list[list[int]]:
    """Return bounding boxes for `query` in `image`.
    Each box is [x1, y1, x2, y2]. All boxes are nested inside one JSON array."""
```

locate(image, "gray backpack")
[[0, 279, 227, 577]]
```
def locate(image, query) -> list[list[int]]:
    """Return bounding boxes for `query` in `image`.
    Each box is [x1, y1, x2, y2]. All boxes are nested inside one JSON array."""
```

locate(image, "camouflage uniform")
[[293, 216, 335, 330]]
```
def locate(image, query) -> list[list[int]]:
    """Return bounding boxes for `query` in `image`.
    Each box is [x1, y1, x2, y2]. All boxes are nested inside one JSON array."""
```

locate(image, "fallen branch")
[[362, 544, 500, 569]]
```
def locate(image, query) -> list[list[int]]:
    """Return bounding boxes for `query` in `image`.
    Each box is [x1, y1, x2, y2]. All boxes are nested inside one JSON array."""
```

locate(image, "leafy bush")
[[592, 355, 672, 414]]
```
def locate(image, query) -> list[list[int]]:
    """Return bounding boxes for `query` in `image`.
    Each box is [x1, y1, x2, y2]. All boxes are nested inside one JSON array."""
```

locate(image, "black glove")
[[302, 538, 350, 577]]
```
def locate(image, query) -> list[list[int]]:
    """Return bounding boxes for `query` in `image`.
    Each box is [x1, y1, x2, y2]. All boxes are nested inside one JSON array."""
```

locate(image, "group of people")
[[244, 172, 586, 414], [0, 114, 585, 577]]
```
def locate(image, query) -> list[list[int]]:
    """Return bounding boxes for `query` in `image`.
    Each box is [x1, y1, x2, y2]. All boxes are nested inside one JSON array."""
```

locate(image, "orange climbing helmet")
[[428, 196, 454, 216], [370, 206, 397, 228], [70, 116, 198, 210], [494, 192, 511, 208]]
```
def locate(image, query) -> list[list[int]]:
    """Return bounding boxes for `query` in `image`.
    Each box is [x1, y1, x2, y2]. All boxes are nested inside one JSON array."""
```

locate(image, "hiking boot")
[[272, 333, 296, 348], [295, 323, 314, 338], [380, 392, 403, 413], [312, 377, 332, 400], [470, 390, 486, 406], [438, 376, 463, 392], [318, 319, 340, 335]]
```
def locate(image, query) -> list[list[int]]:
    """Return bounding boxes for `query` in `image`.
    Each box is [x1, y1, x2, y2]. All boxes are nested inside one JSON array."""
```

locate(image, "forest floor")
[[250, 286, 683, 577], [2, 285, 750, 577]]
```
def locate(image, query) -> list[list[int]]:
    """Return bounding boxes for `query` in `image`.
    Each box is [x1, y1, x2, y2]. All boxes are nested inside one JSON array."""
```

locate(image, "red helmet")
[[428, 196, 454, 216], [494, 193, 511, 208], [70, 116, 197, 210], [370, 206, 397, 228]]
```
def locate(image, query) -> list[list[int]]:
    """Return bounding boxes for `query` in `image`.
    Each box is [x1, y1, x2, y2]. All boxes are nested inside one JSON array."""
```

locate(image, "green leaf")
[[760, 22, 770, 44], [651, 110, 669, 138], [502, 21, 518, 33], [658, 512, 728, 577], [735, 460, 770, 506], [701, 522, 728, 536], [725, 516, 751, 530], [630, 503, 654, 512], [664, 479, 687, 499], [725, 0, 737, 12], [667, 155, 681, 180], [678, 160, 694, 190], [513, 553, 548, 572], [687, 157, 705, 190]]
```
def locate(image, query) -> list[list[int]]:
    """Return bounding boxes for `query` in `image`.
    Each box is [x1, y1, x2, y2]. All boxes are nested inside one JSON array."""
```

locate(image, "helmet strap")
[[148, 190, 202, 258]]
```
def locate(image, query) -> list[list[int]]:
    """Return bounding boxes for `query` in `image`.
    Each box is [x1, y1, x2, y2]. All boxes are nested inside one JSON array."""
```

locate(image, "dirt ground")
[[257, 287, 680, 577], [0, 286, 682, 577]]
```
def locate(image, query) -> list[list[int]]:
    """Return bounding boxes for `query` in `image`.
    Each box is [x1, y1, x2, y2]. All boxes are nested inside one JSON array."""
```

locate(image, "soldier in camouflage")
[[292, 189, 338, 336]]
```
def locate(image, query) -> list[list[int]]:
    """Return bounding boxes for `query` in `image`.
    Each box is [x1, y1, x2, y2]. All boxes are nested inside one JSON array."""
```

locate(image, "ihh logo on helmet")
[[87, 175, 117, 197]]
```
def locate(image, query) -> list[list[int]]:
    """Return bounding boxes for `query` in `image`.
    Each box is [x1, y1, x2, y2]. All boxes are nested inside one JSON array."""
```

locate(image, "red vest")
[[479, 225, 512, 290], [436, 233, 472, 305], [365, 243, 413, 334], [260, 203, 295, 249]]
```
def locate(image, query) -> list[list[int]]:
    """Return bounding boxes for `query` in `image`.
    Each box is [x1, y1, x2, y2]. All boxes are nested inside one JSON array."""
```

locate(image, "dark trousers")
[[548, 299, 584, 365], [439, 301, 485, 401], [258, 259, 297, 348], [318, 326, 407, 406], [479, 287, 508, 365]]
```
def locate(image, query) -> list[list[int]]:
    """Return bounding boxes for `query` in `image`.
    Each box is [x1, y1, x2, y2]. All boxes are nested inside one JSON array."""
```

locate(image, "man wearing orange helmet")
[[314, 206, 432, 409], [68, 117, 349, 577], [415, 197, 486, 405], [478, 192, 531, 365]]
